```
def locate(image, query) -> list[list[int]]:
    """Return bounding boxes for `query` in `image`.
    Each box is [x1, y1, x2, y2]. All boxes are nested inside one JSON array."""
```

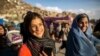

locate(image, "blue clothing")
[[66, 19, 100, 56]]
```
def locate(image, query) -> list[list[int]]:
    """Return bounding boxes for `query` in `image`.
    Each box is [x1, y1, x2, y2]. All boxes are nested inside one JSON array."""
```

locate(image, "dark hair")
[[0, 24, 7, 36], [22, 11, 49, 42], [24, 11, 44, 29], [76, 13, 89, 23]]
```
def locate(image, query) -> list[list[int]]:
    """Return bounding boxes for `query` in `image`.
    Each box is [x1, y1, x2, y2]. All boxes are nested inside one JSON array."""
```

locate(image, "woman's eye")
[[85, 22, 88, 24], [32, 26, 36, 28], [39, 23, 43, 26], [31, 26, 36, 31]]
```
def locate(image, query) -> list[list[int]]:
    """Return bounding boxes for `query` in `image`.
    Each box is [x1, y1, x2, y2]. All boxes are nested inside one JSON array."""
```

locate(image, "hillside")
[[0, 0, 75, 22]]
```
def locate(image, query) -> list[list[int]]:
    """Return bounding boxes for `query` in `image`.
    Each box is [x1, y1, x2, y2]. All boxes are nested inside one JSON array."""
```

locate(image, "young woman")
[[18, 11, 55, 56], [66, 13, 100, 56]]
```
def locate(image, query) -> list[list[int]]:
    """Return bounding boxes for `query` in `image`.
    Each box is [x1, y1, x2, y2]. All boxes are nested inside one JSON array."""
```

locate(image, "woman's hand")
[[39, 51, 48, 56], [39, 51, 54, 56]]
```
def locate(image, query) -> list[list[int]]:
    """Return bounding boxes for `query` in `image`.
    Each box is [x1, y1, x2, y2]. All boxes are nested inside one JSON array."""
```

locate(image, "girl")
[[19, 11, 55, 56], [66, 13, 100, 56]]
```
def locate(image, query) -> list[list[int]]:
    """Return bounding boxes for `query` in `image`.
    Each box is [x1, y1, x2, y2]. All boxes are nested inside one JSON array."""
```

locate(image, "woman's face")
[[0, 26, 5, 36], [30, 17, 44, 38], [78, 17, 89, 32]]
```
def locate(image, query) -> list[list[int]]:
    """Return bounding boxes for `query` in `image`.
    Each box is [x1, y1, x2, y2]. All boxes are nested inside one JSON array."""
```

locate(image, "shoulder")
[[18, 44, 32, 56]]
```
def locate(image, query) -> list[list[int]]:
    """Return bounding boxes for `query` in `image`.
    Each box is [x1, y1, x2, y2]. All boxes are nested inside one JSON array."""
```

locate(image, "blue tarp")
[[0, 18, 4, 25]]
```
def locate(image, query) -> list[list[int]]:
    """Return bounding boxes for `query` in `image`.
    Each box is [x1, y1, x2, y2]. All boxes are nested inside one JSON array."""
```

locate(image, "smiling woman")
[[66, 13, 100, 56], [77, 13, 89, 32], [18, 11, 55, 56], [30, 17, 44, 38]]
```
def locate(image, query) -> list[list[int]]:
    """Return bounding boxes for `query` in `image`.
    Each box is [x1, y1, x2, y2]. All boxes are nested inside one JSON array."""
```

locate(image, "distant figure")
[[49, 22, 56, 41], [18, 11, 55, 56], [56, 23, 62, 42], [0, 24, 7, 50], [6, 22, 16, 31], [49, 22, 54, 34], [94, 19, 100, 32], [66, 13, 100, 56], [59, 23, 70, 51], [0, 24, 17, 56], [93, 19, 100, 39]]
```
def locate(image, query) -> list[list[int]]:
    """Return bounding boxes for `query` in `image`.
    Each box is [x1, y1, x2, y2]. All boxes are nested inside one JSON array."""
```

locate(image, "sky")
[[23, 0, 100, 19]]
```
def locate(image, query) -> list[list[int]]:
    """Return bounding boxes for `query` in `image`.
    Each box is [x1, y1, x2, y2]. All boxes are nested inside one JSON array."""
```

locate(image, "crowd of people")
[[0, 11, 100, 56]]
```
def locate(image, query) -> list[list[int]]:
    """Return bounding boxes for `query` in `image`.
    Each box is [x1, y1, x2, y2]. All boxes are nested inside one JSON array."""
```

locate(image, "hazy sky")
[[24, 0, 100, 19]]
